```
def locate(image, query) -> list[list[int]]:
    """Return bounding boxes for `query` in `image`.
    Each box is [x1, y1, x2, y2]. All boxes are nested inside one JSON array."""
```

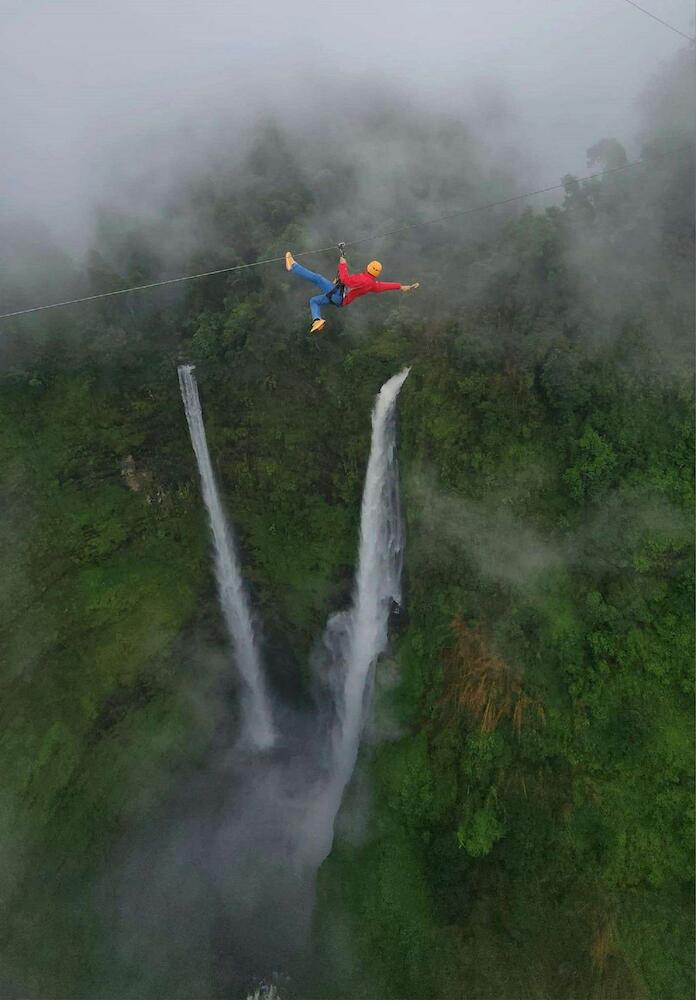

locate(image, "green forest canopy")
[[0, 49, 693, 1000]]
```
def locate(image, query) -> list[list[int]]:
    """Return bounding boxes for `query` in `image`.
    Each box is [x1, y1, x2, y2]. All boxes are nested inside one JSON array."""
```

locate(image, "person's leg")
[[291, 262, 335, 294], [310, 292, 331, 320]]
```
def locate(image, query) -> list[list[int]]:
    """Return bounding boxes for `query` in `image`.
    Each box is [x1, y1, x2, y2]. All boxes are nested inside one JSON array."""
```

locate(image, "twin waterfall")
[[178, 365, 276, 750], [177, 363, 409, 827], [321, 369, 409, 832]]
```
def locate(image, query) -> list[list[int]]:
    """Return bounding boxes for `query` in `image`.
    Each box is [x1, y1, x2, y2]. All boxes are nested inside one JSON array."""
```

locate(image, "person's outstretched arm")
[[374, 280, 419, 293], [339, 256, 419, 293]]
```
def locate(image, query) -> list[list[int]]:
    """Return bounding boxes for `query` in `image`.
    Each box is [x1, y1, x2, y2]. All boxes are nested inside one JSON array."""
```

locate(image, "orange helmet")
[[366, 260, 383, 277]]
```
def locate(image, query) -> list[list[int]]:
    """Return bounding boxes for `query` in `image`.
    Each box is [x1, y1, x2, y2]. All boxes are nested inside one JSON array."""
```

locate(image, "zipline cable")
[[0, 247, 336, 321], [618, 0, 695, 42], [0, 145, 691, 322], [339, 146, 689, 249]]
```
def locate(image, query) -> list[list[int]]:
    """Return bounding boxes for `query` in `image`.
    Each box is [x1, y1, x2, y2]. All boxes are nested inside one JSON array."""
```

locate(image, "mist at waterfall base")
[[109, 368, 409, 996]]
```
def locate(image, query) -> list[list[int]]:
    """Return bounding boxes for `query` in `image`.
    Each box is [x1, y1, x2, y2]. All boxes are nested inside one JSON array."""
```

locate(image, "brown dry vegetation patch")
[[440, 616, 546, 735], [591, 913, 615, 975], [120, 454, 152, 493]]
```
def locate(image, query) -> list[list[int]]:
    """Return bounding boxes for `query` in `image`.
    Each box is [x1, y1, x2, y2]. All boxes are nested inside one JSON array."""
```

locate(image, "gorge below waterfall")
[[114, 367, 411, 996]]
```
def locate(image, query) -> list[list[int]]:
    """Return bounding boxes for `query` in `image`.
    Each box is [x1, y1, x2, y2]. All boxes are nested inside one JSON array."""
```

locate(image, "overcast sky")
[[1, 0, 692, 249]]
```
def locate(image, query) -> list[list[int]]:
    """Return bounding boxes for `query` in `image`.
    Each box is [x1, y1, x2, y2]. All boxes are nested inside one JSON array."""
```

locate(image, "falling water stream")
[[309, 367, 410, 859], [178, 364, 275, 750], [331, 367, 409, 788]]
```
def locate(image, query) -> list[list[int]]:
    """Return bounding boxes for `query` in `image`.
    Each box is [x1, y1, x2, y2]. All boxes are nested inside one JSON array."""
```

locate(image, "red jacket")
[[338, 260, 401, 307]]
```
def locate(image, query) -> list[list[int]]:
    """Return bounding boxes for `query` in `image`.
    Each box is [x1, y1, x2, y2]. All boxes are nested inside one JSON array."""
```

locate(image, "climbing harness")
[[326, 284, 345, 308], [325, 243, 347, 307]]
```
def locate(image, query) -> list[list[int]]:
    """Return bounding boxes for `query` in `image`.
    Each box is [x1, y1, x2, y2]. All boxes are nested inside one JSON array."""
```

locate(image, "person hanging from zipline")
[[285, 245, 419, 334]]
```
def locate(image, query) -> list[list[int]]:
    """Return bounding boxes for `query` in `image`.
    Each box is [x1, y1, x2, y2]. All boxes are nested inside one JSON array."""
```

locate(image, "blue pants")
[[290, 262, 343, 320]]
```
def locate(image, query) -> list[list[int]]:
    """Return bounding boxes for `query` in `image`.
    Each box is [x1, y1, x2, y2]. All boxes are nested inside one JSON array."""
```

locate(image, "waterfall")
[[178, 365, 275, 750], [331, 367, 409, 789], [118, 367, 410, 986], [311, 368, 410, 853]]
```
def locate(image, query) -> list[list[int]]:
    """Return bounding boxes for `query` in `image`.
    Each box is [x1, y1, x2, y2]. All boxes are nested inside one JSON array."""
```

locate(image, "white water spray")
[[178, 364, 275, 750], [315, 368, 410, 846]]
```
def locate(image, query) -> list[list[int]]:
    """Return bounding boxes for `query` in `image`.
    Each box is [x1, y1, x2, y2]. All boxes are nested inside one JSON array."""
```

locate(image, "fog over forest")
[[1, 0, 692, 250], [0, 4, 693, 1000]]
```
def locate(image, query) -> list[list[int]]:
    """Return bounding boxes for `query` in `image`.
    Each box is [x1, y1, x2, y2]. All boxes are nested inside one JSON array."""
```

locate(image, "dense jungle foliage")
[[0, 51, 693, 1000]]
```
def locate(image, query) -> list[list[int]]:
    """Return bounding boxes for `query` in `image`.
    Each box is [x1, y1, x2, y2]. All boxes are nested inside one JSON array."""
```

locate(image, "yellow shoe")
[[310, 319, 326, 334], [285, 251, 295, 271]]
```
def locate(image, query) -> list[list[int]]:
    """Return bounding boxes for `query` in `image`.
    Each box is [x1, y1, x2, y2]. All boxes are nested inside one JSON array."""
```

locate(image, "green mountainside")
[[0, 52, 693, 1000]]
